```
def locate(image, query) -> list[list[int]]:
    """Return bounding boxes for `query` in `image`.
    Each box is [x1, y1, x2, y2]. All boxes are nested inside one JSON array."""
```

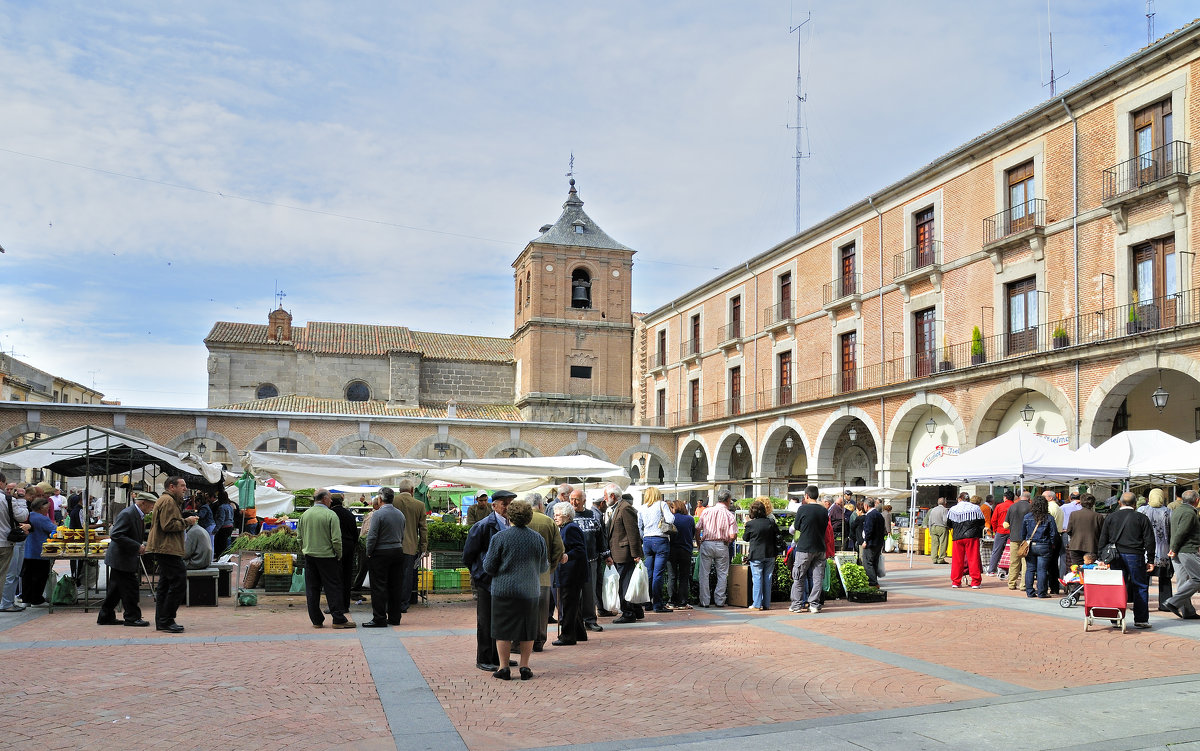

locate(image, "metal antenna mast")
[[1147, 0, 1156, 45], [788, 12, 812, 235], [1042, 0, 1068, 96]]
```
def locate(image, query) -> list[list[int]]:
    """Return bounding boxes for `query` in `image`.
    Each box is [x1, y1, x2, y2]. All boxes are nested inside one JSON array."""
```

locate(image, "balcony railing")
[[639, 286, 1200, 428], [1103, 141, 1191, 200], [727, 396, 742, 417], [717, 321, 742, 344], [983, 198, 1045, 245], [651, 350, 667, 370], [762, 300, 794, 329], [822, 274, 862, 305], [893, 240, 942, 279], [679, 338, 701, 359]]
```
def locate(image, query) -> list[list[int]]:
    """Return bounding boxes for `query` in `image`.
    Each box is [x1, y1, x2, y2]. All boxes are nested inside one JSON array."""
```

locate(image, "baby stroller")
[[1082, 568, 1127, 633], [1058, 572, 1083, 608]]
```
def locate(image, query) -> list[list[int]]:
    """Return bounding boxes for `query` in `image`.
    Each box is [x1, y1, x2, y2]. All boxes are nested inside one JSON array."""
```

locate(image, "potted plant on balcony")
[[1127, 291, 1143, 335], [970, 326, 986, 365], [938, 333, 952, 372], [1052, 325, 1069, 349]]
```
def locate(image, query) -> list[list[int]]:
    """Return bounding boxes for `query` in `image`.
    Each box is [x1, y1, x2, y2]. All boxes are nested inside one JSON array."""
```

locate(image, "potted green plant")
[[970, 326, 986, 365], [1052, 325, 1069, 349], [1127, 291, 1144, 334], [938, 332, 953, 372]]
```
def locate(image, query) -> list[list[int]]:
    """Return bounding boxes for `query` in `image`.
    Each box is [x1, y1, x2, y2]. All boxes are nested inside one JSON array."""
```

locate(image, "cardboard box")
[[727, 564, 751, 607]]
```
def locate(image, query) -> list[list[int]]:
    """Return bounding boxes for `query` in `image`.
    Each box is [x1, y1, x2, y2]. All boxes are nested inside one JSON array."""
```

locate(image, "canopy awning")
[[245, 452, 629, 494], [804, 486, 913, 500], [911, 427, 1129, 485], [0, 425, 223, 485], [1091, 429, 1200, 480]]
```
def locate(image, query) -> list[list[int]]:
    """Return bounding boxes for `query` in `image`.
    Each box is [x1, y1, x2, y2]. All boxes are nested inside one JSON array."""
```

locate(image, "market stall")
[[0, 425, 223, 611]]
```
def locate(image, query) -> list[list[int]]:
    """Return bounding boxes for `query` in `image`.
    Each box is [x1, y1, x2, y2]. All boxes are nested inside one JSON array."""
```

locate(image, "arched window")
[[345, 380, 371, 402], [571, 268, 592, 309], [256, 383, 278, 400]]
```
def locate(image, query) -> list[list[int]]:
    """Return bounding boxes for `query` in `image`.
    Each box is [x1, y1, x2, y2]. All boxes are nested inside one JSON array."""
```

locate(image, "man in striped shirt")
[[697, 491, 738, 607]]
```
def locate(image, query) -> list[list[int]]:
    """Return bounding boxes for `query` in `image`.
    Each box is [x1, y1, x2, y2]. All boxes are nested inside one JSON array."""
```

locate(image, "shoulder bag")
[[5, 495, 26, 543], [657, 502, 677, 535], [1015, 521, 1042, 559]]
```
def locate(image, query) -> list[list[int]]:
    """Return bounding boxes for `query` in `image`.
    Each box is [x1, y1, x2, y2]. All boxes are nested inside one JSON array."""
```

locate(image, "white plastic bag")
[[602, 564, 621, 612], [883, 535, 897, 554], [875, 550, 887, 579], [624, 560, 650, 603]]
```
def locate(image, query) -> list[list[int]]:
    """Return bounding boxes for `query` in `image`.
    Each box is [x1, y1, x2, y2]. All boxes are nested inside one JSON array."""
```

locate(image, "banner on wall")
[[921, 445, 960, 468]]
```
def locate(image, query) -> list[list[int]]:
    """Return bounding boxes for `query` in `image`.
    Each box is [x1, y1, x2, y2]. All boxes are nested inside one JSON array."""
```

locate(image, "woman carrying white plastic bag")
[[624, 560, 650, 603]]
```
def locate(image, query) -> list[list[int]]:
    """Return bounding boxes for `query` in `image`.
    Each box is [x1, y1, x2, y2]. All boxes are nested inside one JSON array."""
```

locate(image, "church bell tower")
[[511, 179, 635, 424]]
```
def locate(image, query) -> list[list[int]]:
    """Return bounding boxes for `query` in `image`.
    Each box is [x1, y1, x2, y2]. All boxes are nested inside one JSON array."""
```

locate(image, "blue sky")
[[0, 1, 1194, 407]]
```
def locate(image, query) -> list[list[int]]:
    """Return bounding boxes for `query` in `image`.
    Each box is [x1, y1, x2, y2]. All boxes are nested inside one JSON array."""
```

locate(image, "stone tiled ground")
[[4, 555, 1198, 750]]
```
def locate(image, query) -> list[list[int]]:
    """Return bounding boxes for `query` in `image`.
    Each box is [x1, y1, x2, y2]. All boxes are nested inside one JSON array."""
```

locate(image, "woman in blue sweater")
[[21, 497, 59, 607], [483, 500, 547, 681]]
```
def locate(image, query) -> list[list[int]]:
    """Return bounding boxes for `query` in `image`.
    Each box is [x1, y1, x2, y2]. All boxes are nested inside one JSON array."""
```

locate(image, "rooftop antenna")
[[1042, 0, 1068, 96], [1146, 0, 1155, 45], [788, 11, 813, 235], [87, 369, 100, 389]]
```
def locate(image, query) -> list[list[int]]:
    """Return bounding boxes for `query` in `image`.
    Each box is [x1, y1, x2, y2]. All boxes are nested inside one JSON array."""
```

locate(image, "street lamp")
[[694, 447, 702, 460], [1151, 369, 1169, 413], [847, 426, 858, 443], [358, 442, 367, 457], [196, 441, 207, 457], [925, 417, 936, 435], [735, 442, 743, 455], [784, 435, 794, 450], [638, 455, 646, 470], [1021, 402, 1035, 424]]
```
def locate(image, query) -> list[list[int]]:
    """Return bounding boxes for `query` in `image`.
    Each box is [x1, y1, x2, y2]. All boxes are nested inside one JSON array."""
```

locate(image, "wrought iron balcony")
[[761, 300, 794, 332], [717, 320, 743, 349], [983, 199, 1045, 246], [822, 274, 862, 307], [1103, 141, 1191, 200], [893, 240, 942, 279]]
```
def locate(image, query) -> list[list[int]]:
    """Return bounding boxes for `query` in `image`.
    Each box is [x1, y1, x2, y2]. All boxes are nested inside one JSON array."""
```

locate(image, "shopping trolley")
[[1082, 567, 1127, 633]]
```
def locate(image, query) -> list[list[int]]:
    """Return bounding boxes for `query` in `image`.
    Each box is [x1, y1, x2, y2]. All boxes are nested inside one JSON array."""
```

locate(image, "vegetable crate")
[[263, 553, 294, 575], [431, 568, 470, 593], [424, 551, 465, 570], [262, 574, 293, 593]]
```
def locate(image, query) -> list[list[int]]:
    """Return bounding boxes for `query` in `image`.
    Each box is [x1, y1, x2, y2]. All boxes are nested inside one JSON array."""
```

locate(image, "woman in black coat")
[[552, 503, 588, 646]]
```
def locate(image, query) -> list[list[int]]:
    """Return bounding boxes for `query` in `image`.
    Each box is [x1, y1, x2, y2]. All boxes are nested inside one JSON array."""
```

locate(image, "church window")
[[345, 380, 371, 402], [256, 383, 278, 400]]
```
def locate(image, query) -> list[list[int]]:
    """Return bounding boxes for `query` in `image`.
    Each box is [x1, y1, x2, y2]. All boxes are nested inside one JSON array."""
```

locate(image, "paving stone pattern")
[[4, 557, 1200, 750]]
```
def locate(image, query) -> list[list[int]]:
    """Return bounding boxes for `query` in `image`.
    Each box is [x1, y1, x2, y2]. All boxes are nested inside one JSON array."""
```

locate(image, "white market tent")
[[245, 452, 629, 494], [1091, 429, 1200, 480], [803, 486, 913, 500], [911, 427, 1129, 486]]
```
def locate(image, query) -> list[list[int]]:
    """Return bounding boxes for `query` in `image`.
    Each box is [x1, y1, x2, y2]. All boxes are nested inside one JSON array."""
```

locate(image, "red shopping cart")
[[1082, 568, 1127, 633]]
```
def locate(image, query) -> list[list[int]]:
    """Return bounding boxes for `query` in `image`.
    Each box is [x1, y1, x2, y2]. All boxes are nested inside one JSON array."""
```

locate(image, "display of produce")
[[43, 525, 108, 557]]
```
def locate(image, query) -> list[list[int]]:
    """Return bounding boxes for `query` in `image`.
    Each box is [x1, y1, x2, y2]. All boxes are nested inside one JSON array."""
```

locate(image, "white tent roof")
[[245, 452, 629, 493], [912, 427, 1129, 485], [1092, 430, 1200, 479], [805, 486, 913, 500], [0, 425, 223, 484]]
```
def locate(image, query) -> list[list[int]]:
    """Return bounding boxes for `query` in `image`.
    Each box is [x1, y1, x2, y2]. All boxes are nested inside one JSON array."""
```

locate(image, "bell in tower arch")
[[571, 269, 592, 309]]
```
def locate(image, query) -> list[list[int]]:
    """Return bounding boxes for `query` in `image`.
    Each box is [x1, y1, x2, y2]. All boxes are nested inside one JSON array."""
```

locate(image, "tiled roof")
[[530, 180, 632, 252], [216, 395, 524, 421], [206, 322, 274, 346], [410, 331, 513, 362], [303, 322, 416, 355], [206, 320, 511, 361]]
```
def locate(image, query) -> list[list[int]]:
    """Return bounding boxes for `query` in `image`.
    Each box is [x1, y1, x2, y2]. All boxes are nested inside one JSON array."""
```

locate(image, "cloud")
[[0, 0, 1193, 407]]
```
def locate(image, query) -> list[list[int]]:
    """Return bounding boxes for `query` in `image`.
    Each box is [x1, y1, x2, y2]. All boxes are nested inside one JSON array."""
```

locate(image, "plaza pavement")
[[3, 556, 1200, 750]]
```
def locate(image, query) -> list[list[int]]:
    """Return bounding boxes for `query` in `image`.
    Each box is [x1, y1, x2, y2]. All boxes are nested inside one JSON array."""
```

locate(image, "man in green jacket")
[[1164, 489, 1200, 619], [298, 489, 354, 629]]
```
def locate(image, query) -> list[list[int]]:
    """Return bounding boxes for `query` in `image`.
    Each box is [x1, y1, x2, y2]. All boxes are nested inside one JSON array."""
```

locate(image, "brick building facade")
[[6, 23, 1200, 499]]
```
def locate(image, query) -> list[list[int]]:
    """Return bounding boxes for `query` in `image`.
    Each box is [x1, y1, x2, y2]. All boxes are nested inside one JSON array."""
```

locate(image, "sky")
[[0, 1, 1194, 408]]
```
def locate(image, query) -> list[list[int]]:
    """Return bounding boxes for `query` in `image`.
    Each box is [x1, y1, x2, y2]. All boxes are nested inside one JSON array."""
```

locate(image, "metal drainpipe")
[[1061, 97, 1080, 448], [868, 195, 885, 484]]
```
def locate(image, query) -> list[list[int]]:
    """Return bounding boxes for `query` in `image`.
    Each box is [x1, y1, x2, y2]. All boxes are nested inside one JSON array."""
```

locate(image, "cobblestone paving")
[[4, 556, 1198, 750]]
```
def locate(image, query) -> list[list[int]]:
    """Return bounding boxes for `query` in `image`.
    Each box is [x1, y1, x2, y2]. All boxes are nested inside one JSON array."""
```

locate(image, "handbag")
[[1098, 542, 1120, 565], [657, 502, 677, 535], [1014, 521, 1043, 559], [5, 495, 26, 543]]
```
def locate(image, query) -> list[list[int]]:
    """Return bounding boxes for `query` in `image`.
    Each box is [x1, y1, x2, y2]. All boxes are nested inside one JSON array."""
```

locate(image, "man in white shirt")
[[50, 487, 66, 524]]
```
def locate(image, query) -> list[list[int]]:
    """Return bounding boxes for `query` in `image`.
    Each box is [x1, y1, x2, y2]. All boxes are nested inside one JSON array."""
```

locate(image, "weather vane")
[[566, 152, 574, 180]]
